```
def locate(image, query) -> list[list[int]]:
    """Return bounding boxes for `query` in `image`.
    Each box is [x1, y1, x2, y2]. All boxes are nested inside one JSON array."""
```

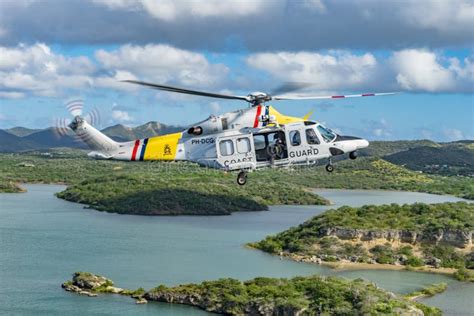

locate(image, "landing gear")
[[325, 159, 334, 173], [349, 151, 358, 160], [237, 171, 247, 186], [325, 164, 334, 173]]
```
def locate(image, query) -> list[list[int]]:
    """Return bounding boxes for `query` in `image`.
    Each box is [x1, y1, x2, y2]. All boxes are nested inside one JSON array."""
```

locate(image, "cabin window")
[[219, 140, 234, 156], [289, 131, 301, 146], [253, 134, 266, 150], [306, 128, 320, 144], [236, 137, 251, 153]]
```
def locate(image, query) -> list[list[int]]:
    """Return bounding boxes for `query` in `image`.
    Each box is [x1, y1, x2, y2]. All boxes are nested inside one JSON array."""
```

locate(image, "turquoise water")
[[0, 185, 472, 315]]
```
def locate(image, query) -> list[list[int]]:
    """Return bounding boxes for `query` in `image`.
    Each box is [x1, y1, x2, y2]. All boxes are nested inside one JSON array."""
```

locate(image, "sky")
[[0, 0, 473, 141]]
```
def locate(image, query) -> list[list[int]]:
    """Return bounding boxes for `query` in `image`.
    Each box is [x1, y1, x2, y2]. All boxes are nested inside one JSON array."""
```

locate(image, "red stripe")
[[362, 93, 375, 97], [131, 140, 140, 161], [332, 95, 345, 98], [253, 105, 262, 128]]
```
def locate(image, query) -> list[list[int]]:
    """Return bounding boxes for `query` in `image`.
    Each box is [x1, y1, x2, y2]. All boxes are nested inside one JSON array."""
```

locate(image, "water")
[[0, 185, 472, 315]]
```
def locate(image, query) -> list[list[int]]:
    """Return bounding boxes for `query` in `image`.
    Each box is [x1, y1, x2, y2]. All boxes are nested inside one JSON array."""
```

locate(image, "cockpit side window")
[[306, 128, 320, 144], [289, 130, 301, 146], [317, 125, 336, 143]]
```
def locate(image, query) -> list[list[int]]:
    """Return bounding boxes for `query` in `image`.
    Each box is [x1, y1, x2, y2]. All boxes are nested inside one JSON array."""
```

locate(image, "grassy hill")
[[360, 140, 440, 157], [384, 145, 474, 176]]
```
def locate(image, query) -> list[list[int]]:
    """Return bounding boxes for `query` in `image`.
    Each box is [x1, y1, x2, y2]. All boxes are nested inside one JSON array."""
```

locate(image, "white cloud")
[[247, 49, 474, 93], [111, 108, 134, 123], [301, 0, 327, 13], [0, 43, 230, 99], [246, 51, 378, 91], [95, 44, 229, 88], [0, 91, 25, 99], [443, 128, 465, 141], [391, 49, 455, 92], [0, 43, 95, 97], [396, 0, 474, 36], [93, 0, 271, 21]]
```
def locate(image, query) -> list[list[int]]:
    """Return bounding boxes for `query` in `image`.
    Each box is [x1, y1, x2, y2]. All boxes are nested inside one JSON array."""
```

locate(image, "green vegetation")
[[63, 272, 441, 315], [0, 151, 327, 215], [146, 275, 439, 315], [291, 202, 474, 231], [384, 145, 474, 177], [453, 267, 474, 282], [1, 150, 473, 214], [250, 202, 474, 275], [0, 180, 24, 193], [404, 283, 448, 299]]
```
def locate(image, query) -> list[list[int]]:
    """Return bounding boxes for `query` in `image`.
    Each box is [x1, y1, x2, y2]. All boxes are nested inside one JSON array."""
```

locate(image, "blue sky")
[[0, 0, 473, 141]]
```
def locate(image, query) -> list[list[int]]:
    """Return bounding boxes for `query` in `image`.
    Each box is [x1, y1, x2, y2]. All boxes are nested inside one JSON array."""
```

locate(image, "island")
[[249, 202, 474, 280], [62, 272, 441, 315]]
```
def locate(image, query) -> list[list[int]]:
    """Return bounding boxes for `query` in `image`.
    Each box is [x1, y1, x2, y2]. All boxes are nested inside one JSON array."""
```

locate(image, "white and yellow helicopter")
[[63, 81, 394, 185]]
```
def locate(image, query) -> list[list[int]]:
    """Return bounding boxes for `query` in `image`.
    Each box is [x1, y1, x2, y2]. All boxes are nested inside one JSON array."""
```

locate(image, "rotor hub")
[[247, 92, 272, 106]]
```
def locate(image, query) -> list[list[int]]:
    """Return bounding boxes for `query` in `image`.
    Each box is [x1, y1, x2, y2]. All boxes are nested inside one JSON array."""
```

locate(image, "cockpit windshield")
[[317, 124, 337, 142]]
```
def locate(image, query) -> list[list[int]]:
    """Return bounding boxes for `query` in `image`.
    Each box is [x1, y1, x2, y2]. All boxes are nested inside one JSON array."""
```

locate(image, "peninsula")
[[62, 272, 441, 315], [249, 202, 474, 280]]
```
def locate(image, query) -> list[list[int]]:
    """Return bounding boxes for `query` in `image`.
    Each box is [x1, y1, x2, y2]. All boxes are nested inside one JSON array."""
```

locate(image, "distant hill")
[[101, 121, 183, 141], [23, 128, 86, 149], [5, 127, 41, 137], [101, 124, 136, 142], [0, 130, 41, 152], [359, 140, 439, 157], [384, 145, 474, 176], [0, 121, 185, 152]]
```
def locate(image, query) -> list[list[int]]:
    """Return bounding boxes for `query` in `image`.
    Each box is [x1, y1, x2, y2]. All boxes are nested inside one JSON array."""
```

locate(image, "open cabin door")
[[216, 134, 256, 171]]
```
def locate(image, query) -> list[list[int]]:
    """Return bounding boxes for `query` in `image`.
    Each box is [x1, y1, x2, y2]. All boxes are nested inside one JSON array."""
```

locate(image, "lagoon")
[[0, 185, 472, 315]]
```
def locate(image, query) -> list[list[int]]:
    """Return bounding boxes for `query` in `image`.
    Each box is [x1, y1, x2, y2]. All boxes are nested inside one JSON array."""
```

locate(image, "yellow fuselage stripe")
[[143, 132, 182, 161]]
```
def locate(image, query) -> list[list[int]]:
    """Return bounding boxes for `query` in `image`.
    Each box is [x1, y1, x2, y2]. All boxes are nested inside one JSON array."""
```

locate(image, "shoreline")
[[282, 252, 457, 276], [245, 245, 458, 277]]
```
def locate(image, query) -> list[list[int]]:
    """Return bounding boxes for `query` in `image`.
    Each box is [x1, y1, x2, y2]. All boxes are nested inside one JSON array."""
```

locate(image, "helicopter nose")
[[355, 139, 369, 149]]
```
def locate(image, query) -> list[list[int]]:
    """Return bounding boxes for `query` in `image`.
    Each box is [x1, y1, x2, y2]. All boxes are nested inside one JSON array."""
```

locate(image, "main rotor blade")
[[272, 92, 397, 101], [270, 82, 315, 95], [122, 80, 249, 101]]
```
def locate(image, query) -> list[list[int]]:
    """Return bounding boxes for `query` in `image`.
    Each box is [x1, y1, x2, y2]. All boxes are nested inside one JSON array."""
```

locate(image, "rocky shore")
[[62, 272, 441, 315], [61, 272, 146, 304], [319, 227, 472, 249]]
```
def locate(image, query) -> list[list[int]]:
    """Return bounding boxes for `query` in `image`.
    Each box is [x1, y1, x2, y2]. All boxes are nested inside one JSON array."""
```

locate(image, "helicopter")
[[62, 80, 395, 185]]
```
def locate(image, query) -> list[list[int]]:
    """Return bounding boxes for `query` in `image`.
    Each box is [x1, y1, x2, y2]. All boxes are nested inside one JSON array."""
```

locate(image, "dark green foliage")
[[405, 283, 448, 299], [422, 245, 466, 269], [146, 275, 436, 315], [303, 202, 473, 231], [370, 244, 396, 264], [384, 145, 474, 177], [252, 202, 474, 270], [453, 267, 474, 282], [405, 256, 425, 267], [0, 152, 327, 215]]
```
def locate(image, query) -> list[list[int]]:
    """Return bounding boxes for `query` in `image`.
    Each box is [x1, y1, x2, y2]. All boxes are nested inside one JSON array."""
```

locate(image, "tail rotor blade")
[[53, 117, 71, 138], [65, 99, 84, 116], [84, 107, 101, 127]]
